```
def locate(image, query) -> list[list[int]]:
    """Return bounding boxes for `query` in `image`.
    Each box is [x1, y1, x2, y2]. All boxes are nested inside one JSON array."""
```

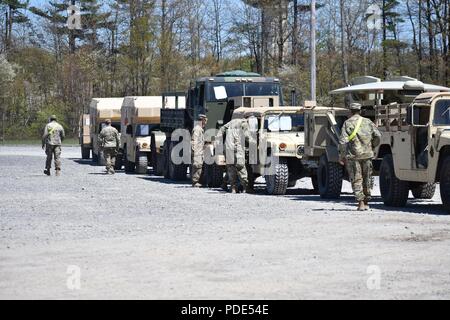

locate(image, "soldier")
[[191, 114, 208, 187], [42, 115, 65, 176], [217, 118, 254, 194], [339, 103, 381, 211], [99, 119, 120, 175]]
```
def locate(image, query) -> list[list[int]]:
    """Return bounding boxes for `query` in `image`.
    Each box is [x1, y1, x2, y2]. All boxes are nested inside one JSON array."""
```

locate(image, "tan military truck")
[[376, 92, 450, 212], [227, 106, 307, 195], [89, 98, 124, 166], [79, 114, 91, 159], [120, 96, 164, 174]]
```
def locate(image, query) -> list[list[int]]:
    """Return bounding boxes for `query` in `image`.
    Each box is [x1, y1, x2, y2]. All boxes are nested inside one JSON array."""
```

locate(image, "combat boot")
[[364, 200, 370, 211], [231, 187, 238, 194], [357, 201, 366, 211], [193, 183, 202, 188], [55, 170, 61, 177], [44, 169, 51, 176], [221, 182, 228, 192]]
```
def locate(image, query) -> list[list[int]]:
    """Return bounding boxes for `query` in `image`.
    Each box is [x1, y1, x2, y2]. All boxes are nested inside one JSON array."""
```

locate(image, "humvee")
[[88, 98, 123, 166], [303, 76, 450, 200], [376, 92, 450, 212], [159, 71, 284, 185], [226, 105, 306, 195], [120, 96, 164, 174]]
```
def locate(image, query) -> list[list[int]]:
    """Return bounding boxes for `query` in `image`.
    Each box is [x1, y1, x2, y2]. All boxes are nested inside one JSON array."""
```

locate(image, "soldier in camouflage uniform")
[[42, 115, 65, 176], [191, 114, 208, 187], [217, 118, 254, 194], [339, 103, 381, 211], [99, 119, 120, 175]]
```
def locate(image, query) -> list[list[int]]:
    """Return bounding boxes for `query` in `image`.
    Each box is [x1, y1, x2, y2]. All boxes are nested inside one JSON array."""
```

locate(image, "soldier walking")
[[339, 103, 381, 211], [217, 118, 254, 194], [99, 119, 120, 175], [42, 115, 65, 176], [191, 114, 208, 187]]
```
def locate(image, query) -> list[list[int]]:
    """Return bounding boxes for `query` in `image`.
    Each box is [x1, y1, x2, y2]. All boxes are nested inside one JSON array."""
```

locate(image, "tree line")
[[0, 0, 449, 139]]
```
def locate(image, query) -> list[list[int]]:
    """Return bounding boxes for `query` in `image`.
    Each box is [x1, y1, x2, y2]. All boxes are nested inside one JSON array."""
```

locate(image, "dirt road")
[[0, 146, 449, 300]]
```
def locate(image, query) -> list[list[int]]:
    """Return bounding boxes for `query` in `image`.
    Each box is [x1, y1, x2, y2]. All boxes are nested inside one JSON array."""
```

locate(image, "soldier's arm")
[[42, 125, 49, 148], [339, 122, 350, 145], [371, 123, 382, 148], [60, 126, 65, 142], [115, 130, 120, 150]]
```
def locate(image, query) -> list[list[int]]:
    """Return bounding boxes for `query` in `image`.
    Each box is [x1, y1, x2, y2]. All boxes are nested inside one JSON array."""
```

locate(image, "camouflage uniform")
[[339, 114, 381, 203], [42, 120, 65, 175], [218, 118, 254, 192], [191, 123, 205, 186], [99, 125, 120, 174]]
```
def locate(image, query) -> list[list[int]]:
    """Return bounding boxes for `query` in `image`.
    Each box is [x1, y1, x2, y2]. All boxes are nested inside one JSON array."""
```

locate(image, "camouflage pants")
[[346, 159, 373, 202], [227, 164, 248, 191], [191, 153, 204, 185], [104, 148, 117, 171], [45, 145, 62, 171]]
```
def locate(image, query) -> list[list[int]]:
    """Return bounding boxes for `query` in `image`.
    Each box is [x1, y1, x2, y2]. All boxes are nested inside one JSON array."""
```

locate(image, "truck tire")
[[168, 142, 187, 181], [98, 150, 106, 166], [206, 164, 224, 188], [92, 152, 98, 163], [440, 157, 450, 213], [380, 154, 409, 207], [81, 147, 90, 160], [265, 158, 289, 195], [115, 151, 123, 170], [317, 155, 343, 199], [151, 135, 160, 175], [124, 148, 135, 173], [311, 175, 319, 194], [411, 183, 436, 200], [136, 152, 148, 174]]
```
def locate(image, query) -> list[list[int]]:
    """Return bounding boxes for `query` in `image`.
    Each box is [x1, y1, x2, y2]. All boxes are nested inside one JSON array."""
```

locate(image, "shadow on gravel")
[[137, 176, 192, 186], [71, 159, 99, 167]]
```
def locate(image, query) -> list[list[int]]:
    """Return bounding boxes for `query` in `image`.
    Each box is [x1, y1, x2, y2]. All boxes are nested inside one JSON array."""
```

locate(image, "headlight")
[[142, 143, 149, 149], [297, 145, 305, 156]]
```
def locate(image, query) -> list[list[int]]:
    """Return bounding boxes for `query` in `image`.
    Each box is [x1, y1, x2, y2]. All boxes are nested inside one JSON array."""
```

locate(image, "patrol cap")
[[198, 114, 207, 120], [50, 115, 57, 121], [105, 119, 112, 125], [349, 103, 362, 111]]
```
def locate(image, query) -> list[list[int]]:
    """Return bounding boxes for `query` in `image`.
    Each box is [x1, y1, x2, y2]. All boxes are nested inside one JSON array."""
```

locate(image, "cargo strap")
[[348, 117, 363, 142]]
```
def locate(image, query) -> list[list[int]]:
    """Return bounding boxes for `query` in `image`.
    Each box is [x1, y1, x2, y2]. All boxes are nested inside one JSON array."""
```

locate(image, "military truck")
[[89, 98, 124, 166], [376, 92, 450, 212], [120, 96, 164, 174], [227, 105, 306, 195], [79, 114, 91, 159], [301, 76, 450, 200], [159, 70, 284, 185]]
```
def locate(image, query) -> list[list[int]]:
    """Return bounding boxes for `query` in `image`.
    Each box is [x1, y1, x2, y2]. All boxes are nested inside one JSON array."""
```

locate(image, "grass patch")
[[1, 138, 79, 146]]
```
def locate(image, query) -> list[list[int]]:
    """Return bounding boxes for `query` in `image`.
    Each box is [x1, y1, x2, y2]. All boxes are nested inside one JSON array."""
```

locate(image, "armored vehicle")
[[89, 98, 124, 165], [376, 92, 450, 212], [159, 71, 284, 184], [227, 106, 306, 195], [120, 97, 164, 174]]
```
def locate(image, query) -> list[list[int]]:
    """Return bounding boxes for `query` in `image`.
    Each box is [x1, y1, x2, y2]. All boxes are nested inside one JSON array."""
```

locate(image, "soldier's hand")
[[339, 159, 346, 166]]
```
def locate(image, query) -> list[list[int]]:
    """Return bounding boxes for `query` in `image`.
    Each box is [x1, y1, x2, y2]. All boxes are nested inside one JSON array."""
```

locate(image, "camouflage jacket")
[[192, 124, 205, 164], [42, 121, 65, 146], [99, 125, 120, 149], [339, 115, 381, 160], [217, 118, 255, 156]]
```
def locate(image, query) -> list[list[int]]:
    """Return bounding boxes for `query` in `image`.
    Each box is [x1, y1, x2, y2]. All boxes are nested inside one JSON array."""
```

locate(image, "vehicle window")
[[135, 124, 158, 137], [413, 106, 430, 126], [264, 114, 304, 132], [245, 83, 280, 97], [434, 100, 450, 125], [207, 83, 244, 102]]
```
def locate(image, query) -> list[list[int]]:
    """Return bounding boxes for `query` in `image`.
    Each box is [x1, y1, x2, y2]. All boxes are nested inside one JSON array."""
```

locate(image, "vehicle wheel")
[[317, 155, 343, 199], [124, 149, 135, 173], [311, 175, 319, 194], [163, 140, 170, 179], [136, 151, 148, 174], [92, 152, 98, 163], [114, 151, 123, 170], [411, 183, 436, 200], [151, 135, 159, 175], [265, 158, 289, 195], [168, 141, 187, 181], [440, 157, 450, 213], [380, 154, 409, 207], [81, 147, 90, 159], [98, 150, 106, 166], [206, 164, 224, 188]]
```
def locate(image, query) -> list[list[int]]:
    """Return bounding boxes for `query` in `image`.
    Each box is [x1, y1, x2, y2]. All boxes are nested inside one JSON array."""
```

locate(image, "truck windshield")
[[135, 124, 159, 137], [434, 100, 450, 125], [264, 114, 304, 132], [207, 82, 282, 102]]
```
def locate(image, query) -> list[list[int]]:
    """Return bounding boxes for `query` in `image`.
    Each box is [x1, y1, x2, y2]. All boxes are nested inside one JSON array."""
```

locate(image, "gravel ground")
[[0, 145, 449, 300]]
